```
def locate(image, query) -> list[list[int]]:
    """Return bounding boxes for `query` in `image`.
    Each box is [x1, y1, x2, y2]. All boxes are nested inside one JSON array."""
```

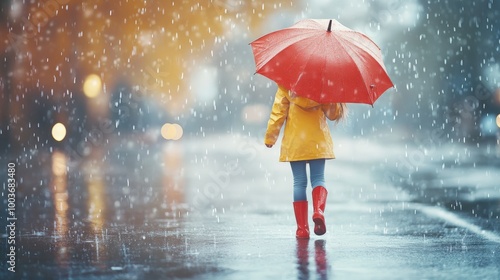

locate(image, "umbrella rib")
[[338, 32, 394, 102], [317, 35, 329, 101], [290, 35, 324, 91], [340, 34, 394, 101], [330, 33, 377, 102], [256, 34, 324, 88], [335, 30, 389, 72], [251, 29, 320, 70]]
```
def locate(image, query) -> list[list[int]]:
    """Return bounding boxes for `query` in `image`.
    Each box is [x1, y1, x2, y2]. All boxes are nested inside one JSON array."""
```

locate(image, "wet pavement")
[[1, 133, 500, 279]]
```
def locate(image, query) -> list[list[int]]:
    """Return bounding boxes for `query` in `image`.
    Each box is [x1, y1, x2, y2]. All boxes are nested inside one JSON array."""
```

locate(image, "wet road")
[[1, 133, 500, 279]]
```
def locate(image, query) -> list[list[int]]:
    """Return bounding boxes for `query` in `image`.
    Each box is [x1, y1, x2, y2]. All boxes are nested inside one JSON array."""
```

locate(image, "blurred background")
[[1, 0, 498, 153], [0, 0, 499, 278]]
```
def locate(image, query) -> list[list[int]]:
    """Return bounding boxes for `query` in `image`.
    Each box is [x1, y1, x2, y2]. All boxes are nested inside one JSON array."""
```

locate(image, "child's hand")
[[265, 144, 273, 148]]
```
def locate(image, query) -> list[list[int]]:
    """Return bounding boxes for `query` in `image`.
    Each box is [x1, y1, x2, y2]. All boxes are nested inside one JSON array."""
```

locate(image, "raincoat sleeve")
[[264, 87, 290, 146], [321, 103, 344, 121]]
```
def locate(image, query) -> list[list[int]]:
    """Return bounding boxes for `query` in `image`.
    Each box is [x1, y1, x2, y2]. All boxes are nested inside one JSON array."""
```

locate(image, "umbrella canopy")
[[250, 19, 394, 105]]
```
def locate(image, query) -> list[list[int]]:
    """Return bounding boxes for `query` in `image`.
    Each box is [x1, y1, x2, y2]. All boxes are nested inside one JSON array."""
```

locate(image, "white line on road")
[[412, 203, 500, 244]]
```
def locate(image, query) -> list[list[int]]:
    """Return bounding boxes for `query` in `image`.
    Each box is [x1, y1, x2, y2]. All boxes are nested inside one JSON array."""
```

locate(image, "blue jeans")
[[290, 159, 326, 201]]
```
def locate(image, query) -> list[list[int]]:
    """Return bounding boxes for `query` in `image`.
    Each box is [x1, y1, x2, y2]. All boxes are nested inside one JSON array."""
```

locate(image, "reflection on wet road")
[[1, 135, 499, 279]]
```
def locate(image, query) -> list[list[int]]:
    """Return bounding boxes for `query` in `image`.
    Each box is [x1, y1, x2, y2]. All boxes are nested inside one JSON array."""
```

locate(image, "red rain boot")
[[312, 186, 328, 235], [293, 201, 310, 239]]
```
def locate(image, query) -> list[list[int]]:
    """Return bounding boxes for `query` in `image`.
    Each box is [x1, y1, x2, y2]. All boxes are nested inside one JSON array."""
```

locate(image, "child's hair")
[[335, 103, 348, 123]]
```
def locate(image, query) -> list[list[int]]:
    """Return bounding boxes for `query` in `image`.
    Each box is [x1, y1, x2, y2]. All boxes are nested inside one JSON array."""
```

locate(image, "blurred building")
[[0, 0, 297, 154], [387, 0, 500, 143]]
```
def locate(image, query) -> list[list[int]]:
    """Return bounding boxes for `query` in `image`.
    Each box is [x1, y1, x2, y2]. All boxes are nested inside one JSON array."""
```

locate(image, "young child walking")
[[265, 85, 346, 239]]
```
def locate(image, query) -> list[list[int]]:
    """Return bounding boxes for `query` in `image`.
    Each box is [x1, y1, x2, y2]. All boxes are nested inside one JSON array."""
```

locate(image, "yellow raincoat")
[[264, 86, 344, 162]]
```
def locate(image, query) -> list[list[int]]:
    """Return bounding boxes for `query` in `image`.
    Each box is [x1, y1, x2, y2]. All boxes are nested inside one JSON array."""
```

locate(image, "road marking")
[[412, 203, 500, 244]]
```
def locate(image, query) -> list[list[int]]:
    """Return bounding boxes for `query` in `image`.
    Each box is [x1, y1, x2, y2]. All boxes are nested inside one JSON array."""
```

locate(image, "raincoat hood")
[[283, 87, 321, 110]]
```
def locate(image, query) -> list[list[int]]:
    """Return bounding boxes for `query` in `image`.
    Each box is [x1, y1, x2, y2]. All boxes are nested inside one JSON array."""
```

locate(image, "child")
[[265, 85, 346, 239]]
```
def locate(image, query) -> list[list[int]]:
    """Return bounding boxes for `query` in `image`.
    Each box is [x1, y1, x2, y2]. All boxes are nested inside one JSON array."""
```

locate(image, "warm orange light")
[[161, 123, 175, 139], [51, 150, 69, 265], [52, 123, 67, 141], [52, 151, 67, 176], [83, 74, 102, 98], [87, 176, 105, 233], [51, 151, 69, 221], [496, 114, 500, 128], [161, 123, 183, 140]]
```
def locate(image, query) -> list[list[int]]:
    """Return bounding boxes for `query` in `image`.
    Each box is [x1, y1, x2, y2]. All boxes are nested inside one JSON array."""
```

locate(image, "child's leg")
[[290, 161, 308, 201], [309, 159, 328, 236], [290, 160, 310, 238], [309, 159, 325, 188]]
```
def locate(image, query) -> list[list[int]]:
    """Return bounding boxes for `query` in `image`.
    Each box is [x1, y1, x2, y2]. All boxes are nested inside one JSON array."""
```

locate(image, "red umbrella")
[[250, 19, 394, 105]]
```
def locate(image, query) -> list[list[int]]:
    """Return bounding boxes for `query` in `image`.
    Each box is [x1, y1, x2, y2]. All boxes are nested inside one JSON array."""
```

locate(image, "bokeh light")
[[480, 115, 498, 136], [52, 123, 67, 142], [83, 74, 102, 98], [161, 123, 183, 140], [496, 114, 500, 128]]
